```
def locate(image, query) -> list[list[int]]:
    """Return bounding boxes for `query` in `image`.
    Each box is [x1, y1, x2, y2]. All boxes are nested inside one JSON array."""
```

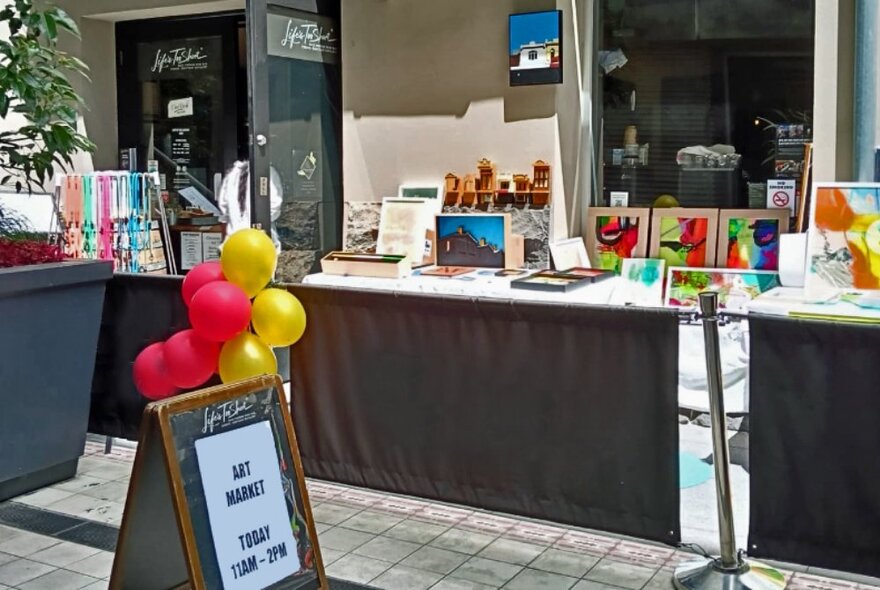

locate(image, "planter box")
[[0, 260, 112, 501]]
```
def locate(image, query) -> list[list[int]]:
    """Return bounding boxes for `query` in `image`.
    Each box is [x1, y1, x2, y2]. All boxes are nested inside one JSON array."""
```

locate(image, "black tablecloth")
[[749, 315, 880, 577], [289, 285, 682, 544]]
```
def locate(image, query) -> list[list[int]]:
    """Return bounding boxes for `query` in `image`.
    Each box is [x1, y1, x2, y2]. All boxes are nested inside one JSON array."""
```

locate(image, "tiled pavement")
[[0, 440, 879, 590]]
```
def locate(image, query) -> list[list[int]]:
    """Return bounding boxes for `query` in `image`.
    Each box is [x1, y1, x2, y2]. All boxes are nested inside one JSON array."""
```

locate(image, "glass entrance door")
[[246, 0, 342, 282]]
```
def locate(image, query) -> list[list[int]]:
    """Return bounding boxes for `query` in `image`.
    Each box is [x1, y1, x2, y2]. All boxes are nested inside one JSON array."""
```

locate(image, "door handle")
[[256, 134, 268, 147]]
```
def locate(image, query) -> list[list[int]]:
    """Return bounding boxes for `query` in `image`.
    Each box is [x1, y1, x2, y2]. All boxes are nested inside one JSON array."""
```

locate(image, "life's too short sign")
[[196, 421, 299, 588]]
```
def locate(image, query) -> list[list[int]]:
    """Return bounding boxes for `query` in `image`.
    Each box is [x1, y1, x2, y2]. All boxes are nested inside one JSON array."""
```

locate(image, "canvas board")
[[435, 213, 512, 269], [377, 197, 432, 264], [649, 208, 719, 269], [665, 266, 780, 311], [586, 207, 650, 271], [716, 209, 790, 270], [613, 258, 666, 307], [549, 237, 589, 270]]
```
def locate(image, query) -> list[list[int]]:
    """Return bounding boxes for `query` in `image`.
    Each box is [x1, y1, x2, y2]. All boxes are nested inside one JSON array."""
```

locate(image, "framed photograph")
[[509, 10, 563, 87], [549, 237, 589, 270], [377, 197, 433, 264], [805, 182, 880, 299], [649, 208, 719, 269], [665, 267, 780, 311], [435, 213, 512, 269], [558, 267, 614, 282], [585, 207, 650, 271], [717, 209, 790, 270], [612, 258, 666, 307], [399, 184, 444, 213], [511, 270, 593, 293]]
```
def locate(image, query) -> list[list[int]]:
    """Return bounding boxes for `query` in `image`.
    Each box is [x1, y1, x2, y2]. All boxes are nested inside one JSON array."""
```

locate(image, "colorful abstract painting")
[[586, 207, 649, 271], [613, 258, 665, 306], [649, 209, 718, 270], [806, 183, 880, 299], [665, 267, 780, 310], [719, 209, 789, 270]]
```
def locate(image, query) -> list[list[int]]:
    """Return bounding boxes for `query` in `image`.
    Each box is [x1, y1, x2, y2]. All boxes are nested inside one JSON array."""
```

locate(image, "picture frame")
[[511, 270, 594, 293], [377, 197, 433, 265], [716, 209, 790, 270], [549, 237, 589, 270], [398, 184, 444, 214], [435, 213, 513, 269], [649, 208, 719, 269], [585, 207, 650, 271], [509, 10, 563, 87], [665, 266, 780, 310], [613, 258, 666, 307]]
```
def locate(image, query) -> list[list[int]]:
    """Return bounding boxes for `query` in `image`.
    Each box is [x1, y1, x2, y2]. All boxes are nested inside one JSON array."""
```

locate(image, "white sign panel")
[[168, 97, 194, 119], [179, 186, 222, 216], [610, 191, 629, 207], [766, 179, 796, 213], [195, 421, 300, 589], [202, 233, 222, 262], [180, 232, 203, 270]]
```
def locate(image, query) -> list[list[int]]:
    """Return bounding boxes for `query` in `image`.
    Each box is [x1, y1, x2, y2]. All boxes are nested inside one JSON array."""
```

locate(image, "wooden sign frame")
[[110, 375, 328, 590]]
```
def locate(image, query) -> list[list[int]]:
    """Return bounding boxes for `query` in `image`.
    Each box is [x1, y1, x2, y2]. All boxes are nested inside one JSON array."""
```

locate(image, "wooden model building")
[[513, 173, 530, 208], [495, 172, 514, 206], [460, 174, 477, 207], [444, 173, 462, 207], [531, 160, 551, 207], [442, 159, 552, 210], [476, 158, 496, 210]]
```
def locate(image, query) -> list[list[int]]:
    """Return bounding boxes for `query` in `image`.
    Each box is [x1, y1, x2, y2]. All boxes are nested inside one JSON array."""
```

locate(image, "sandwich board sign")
[[110, 375, 327, 590]]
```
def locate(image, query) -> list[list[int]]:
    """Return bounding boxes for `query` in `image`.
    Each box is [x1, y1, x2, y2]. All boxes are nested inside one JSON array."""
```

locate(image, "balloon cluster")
[[133, 229, 307, 400]]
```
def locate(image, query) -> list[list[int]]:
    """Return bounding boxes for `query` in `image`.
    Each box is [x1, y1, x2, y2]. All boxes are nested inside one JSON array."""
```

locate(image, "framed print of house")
[[509, 10, 563, 86], [435, 213, 512, 269]]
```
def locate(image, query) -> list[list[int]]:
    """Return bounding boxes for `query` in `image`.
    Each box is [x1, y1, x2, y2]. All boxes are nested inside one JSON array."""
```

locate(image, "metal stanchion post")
[[673, 292, 784, 590]]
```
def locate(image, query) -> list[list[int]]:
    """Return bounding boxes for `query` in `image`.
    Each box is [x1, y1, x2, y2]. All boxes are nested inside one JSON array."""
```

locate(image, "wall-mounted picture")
[[435, 213, 512, 268], [509, 10, 563, 86], [665, 267, 780, 310], [805, 183, 880, 299], [399, 184, 444, 213], [717, 209, 790, 270], [549, 237, 589, 270], [613, 258, 666, 307], [649, 208, 719, 269], [586, 207, 650, 271], [376, 197, 433, 264]]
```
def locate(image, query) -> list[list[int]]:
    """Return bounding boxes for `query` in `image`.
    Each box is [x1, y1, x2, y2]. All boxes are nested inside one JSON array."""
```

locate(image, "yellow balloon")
[[252, 289, 307, 347], [218, 332, 278, 384], [221, 229, 277, 298]]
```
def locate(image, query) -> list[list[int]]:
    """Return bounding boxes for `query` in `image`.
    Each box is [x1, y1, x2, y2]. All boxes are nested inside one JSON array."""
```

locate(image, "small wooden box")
[[321, 252, 411, 279]]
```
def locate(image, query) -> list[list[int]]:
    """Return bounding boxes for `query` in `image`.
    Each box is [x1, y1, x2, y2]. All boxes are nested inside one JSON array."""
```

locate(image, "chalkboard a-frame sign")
[[109, 375, 328, 590]]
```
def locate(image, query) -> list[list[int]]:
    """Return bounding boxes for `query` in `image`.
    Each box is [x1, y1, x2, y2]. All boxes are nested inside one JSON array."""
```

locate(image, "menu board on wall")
[[267, 11, 339, 63]]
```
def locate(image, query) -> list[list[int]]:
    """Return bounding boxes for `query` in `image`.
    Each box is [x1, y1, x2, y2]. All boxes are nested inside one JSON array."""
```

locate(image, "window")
[[528, 50, 538, 60]]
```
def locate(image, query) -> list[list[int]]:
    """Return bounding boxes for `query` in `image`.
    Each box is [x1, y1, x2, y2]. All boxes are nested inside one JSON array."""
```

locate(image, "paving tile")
[[610, 541, 674, 568], [325, 553, 392, 584], [385, 519, 448, 544], [312, 503, 362, 526], [317, 527, 375, 552], [530, 547, 600, 578], [458, 514, 517, 536], [801, 570, 880, 588], [78, 481, 129, 503], [430, 528, 496, 555], [28, 543, 100, 568], [0, 553, 17, 567], [353, 535, 421, 563], [15, 488, 75, 508], [505, 567, 578, 589], [412, 504, 472, 526], [430, 578, 497, 590], [333, 489, 384, 509], [45, 495, 118, 523], [401, 546, 468, 575], [0, 558, 56, 586], [79, 581, 109, 590], [340, 510, 403, 534], [372, 496, 429, 517], [554, 531, 619, 558], [77, 461, 132, 481], [450, 556, 522, 587], [318, 548, 345, 567], [572, 580, 630, 590], [584, 558, 658, 590], [476, 538, 544, 566], [369, 564, 442, 590], [315, 522, 332, 534], [65, 552, 114, 578], [790, 573, 861, 590], [52, 475, 107, 494], [18, 568, 98, 590], [0, 532, 58, 557], [643, 571, 675, 590], [504, 522, 566, 546]]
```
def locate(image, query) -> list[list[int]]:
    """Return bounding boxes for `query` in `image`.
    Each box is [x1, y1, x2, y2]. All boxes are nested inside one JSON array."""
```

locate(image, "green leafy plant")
[[0, 0, 95, 193]]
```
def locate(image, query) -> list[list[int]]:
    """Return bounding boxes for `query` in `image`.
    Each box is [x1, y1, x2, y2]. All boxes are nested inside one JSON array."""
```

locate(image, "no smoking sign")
[[767, 179, 796, 213]]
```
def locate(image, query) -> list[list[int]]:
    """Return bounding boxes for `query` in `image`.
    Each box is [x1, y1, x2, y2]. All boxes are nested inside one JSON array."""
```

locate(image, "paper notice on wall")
[[610, 191, 629, 207], [180, 232, 203, 270], [202, 233, 223, 262], [179, 186, 221, 215], [766, 179, 796, 213], [168, 97, 194, 119]]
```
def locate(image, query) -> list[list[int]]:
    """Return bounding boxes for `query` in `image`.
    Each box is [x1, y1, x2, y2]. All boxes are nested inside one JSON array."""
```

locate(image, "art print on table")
[[586, 207, 650, 271], [435, 213, 511, 268], [549, 237, 589, 271], [665, 267, 780, 311], [718, 209, 790, 270], [376, 197, 432, 264], [613, 258, 665, 307], [649, 208, 719, 269], [509, 10, 562, 86], [805, 183, 880, 299]]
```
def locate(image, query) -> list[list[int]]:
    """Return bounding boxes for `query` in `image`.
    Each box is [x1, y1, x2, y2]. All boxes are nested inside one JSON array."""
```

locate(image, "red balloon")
[[164, 329, 220, 389], [189, 281, 252, 342], [182, 262, 225, 307], [133, 342, 178, 400]]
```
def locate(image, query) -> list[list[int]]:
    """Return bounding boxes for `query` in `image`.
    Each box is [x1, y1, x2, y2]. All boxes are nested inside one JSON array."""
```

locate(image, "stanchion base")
[[674, 558, 786, 590]]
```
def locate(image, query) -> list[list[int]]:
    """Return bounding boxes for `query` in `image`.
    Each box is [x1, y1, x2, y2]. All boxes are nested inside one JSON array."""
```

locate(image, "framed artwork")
[[549, 237, 589, 270], [649, 208, 719, 269], [716, 209, 790, 270], [435, 213, 512, 269], [613, 258, 666, 307], [805, 183, 880, 299], [509, 10, 563, 86], [511, 270, 594, 293], [376, 197, 432, 264], [585, 207, 650, 271], [665, 267, 780, 310], [399, 184, 444, 213]]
